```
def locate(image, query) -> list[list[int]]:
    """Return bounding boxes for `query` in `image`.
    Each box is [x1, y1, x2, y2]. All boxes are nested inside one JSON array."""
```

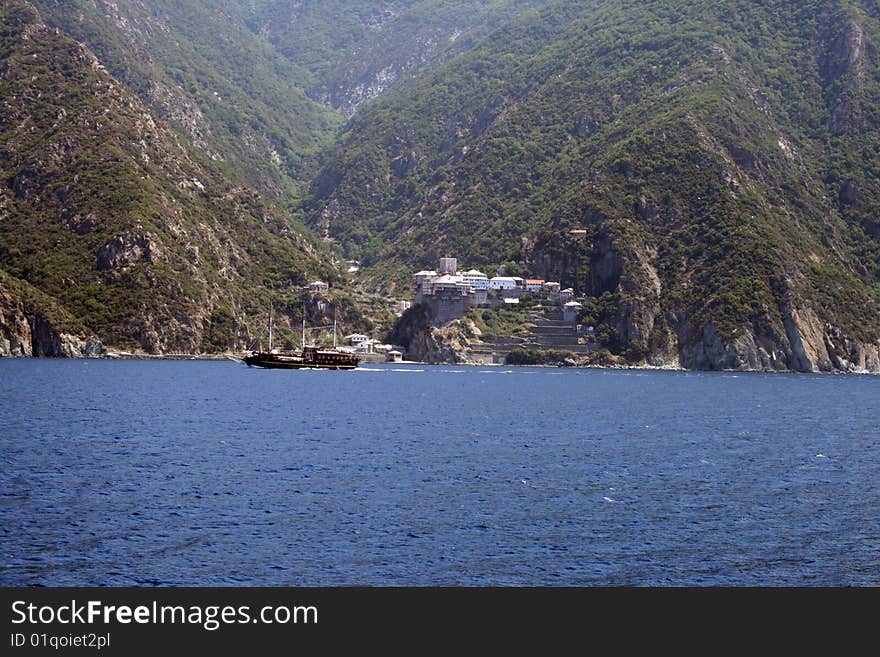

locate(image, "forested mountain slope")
[[234, 0, 549, 113], [28, 0, 342, 205], [1, 1, 339, 354], [2, 0, 878, 371], [312, 0, 880, 371]]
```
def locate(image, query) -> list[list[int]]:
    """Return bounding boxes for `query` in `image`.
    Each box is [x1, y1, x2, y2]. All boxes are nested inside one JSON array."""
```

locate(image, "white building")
[[543, 281, 561, 293], [354, 338, 376, 353], [413, 270, 438, 298], [345, 333, 370, 346], [433, 273, 471, 295], [462, 269, 489, 290], [489, 276, 518, 290], [309, 280, 329, 292]]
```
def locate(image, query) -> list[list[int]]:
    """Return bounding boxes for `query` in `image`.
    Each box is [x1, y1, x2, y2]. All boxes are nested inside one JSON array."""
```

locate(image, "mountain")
[[25, 1, 548, 202], [234, 0, 549, 114], [0, 0, 341, 355], [311, 0, 880, 372], [27, 0, 342, 205], [2, 0, 878, 371]]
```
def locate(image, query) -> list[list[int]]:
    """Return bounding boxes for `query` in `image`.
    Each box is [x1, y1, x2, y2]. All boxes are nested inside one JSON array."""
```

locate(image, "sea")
[[1, 359, 878, 586]]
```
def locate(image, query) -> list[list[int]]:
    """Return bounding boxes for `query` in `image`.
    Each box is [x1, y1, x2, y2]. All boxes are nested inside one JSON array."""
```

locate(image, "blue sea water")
[[0, 359, 878, 586]]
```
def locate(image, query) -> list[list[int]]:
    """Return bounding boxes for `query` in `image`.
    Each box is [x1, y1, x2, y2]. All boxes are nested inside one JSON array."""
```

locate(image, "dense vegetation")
[[505, 348, 574, 365], [28, 0, 342, 206], [233, 0, 548, 113], [3, 0, 878, 367], [311, 0, 880, 363], [27, 0, 548, 204], [0, 1, 342, 351]]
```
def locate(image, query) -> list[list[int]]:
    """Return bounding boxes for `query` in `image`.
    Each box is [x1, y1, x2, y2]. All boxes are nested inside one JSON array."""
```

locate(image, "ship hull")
[[243, 351, 359, 370]]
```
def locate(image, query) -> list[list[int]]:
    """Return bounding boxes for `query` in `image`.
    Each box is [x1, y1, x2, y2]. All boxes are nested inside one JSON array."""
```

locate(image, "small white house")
[[309, 280, 329, 292], [345, 333, 370, 345], [354, 339, 376, 353]]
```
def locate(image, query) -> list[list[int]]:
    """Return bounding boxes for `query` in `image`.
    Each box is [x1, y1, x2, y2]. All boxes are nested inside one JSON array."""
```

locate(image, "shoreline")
[[3, 352, 877, 375]]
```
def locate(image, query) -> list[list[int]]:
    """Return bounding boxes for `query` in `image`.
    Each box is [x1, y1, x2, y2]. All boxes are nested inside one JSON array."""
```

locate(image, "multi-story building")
[[412, 258, 487, 323], [413, 270, 439, 302], [462, 269, 489, 290]]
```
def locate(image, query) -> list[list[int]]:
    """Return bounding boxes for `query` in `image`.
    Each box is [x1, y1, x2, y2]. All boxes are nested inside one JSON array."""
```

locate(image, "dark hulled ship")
[[243, 304, 360, 370], [243, 346, 359, 370]]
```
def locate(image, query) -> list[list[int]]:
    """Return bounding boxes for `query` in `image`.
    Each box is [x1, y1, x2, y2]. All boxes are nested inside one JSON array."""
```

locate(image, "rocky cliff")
[[387, 304, 485, 364], [0, 273, 105, 357]]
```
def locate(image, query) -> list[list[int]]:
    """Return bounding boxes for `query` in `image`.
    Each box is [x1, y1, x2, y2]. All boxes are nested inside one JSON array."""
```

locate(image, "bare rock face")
[[825, 17, 866, 135], [29, 315, 106, 357], [670, 306, 880, 373], [387, 303, 478, 364], [677, 321, 785, 372], [782, 305, 880, 373], [96, 231, 163, 271], [0, 280, 105, 358], [0, 283, 32, 357]]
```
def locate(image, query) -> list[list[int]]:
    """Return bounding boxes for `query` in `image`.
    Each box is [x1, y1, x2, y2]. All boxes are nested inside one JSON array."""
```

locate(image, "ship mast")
[[333, 306, 337, 349], [268, 302, 273, 352], [301, 301, 307, 348]]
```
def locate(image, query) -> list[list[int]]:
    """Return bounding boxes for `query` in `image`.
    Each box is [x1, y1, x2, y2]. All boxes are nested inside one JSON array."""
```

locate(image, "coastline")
[[3, 352, 877, 375]]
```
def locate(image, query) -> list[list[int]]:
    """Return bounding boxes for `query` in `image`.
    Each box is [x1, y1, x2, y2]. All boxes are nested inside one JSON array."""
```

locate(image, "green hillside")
[[26, 1, 549, 202], [234, 0, 548, 112], [28, 0, 342, 205], [311, 0, 880, 370], [2, 0, 878, 370], [0, 0, 341, 353]]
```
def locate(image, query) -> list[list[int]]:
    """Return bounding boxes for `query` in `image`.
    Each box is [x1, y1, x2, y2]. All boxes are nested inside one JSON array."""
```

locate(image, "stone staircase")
[[464, 307, 591, 363], [466, 336, 527, 364], [522, 309, 591, 355]]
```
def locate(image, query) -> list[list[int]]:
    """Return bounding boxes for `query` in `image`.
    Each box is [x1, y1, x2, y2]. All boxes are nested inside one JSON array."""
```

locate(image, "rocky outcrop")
[[0, 280, 105, 358], [781, 305, 880, 373], [387, 303, 482, 364], [669, 306, 880, 373], [675, 319, 787, 372], [0, 283, 32, 357], [29, 315, 106, 358], [824, 16, 866, 135], [97, 231, 165, 272]]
